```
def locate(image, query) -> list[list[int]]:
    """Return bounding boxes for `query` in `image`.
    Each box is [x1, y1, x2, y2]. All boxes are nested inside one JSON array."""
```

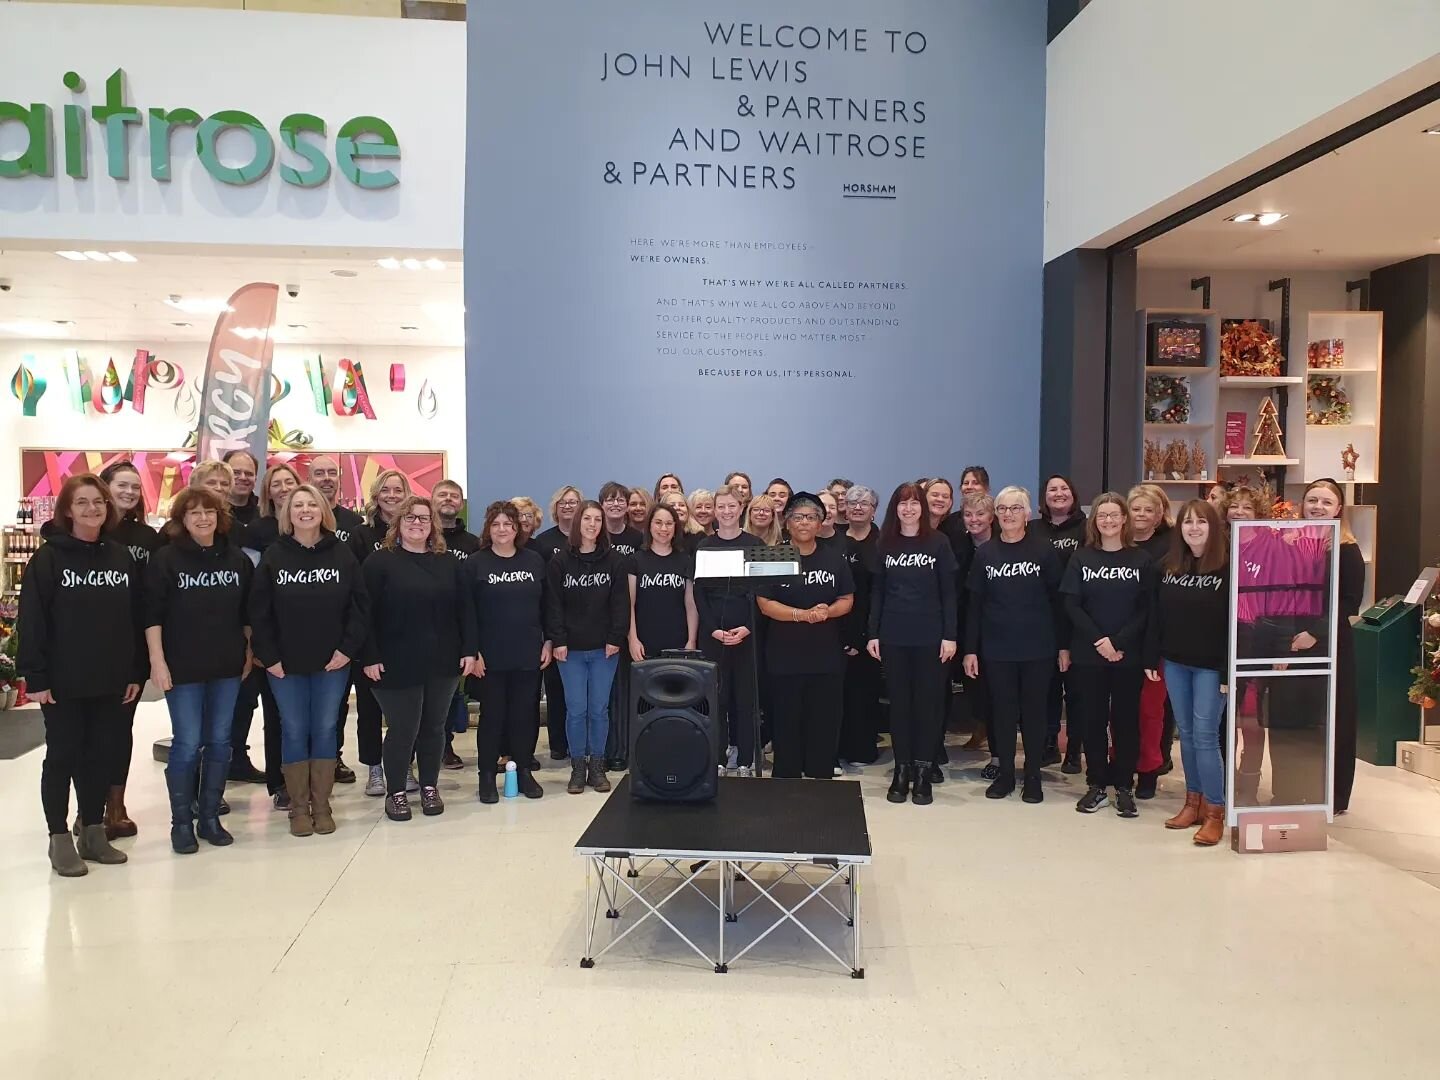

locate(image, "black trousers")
[[1069, 664, 1144, 790], [337, 664, 384, 766], [109, 697, 140, 788], [702, 636, 759, 768], [838, 651, 883, 764], [1046, 669, 1071, 742], [477, 669, 541, 772], [41, 695, 123, 834], [542, 663, 568, 756], [604, 654, 632, 766], [232, 668, 284, 792], [373, 676, 459, 794], [883, 645, 946, 766], [986, 657, 1052, 782], [771, 673, 843, 779]]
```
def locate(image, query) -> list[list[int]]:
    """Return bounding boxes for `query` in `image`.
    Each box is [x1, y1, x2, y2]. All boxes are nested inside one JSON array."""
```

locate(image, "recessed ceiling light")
[[1256, 212, 1286, 226], [82, 250, 111, 262], [330, 269, 359, 278], [164, 296, 233, 315], [1226, 212, 1286, 226], [55, 250, 87, 261], [171, 322, 192, 328], [107, 251, 137, 263], [53, 319, 74, 326], [1229, 213, 1256, 223], [424, 258, 446, 270], [377, 257, 401, 270]]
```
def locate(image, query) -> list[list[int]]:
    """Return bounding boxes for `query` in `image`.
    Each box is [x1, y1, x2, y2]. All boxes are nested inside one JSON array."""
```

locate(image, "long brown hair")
[[1164, 499, 1227, 574], [380, 496, 447, 554], [567, 500, 611, 553], [53, 474, 119, 535], [880, 482, 934, 548]]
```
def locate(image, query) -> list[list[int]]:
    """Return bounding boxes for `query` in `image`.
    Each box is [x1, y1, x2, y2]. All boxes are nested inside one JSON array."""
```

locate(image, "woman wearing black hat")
[[757, 492, 855, 779], [868, 483, 957, 805]]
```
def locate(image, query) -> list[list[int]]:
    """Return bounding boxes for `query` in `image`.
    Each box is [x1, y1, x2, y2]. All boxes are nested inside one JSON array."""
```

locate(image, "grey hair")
[[994, 485, 1032, 517], [844, 484, 878, 508]]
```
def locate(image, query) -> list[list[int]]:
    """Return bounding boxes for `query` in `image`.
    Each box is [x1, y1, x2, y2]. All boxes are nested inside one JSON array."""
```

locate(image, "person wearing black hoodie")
[[1037, 475, 1088, 772], [249, 484, 370, 838], [145, 487, 253, 854], [363, 495, 477, 821], [433, 479, 482, 771], [837, 484, 883, 769], [19, 474, 142, 877], [97, 460, 162, 840], [598, 481, 643, 771], [1061, 493, 1157, 819], [963, 485, 1069, 804], [532, 486, 583, 761], [467, 501, 550, 804], [546, 501, 629, 795], [868, 483, 957, 806], [1129, 483, 1176, 798], [222, 449, 262, 529]]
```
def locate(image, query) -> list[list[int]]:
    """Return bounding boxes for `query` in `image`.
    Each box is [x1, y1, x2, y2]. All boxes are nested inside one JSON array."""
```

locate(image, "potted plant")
[[0, 651, 16, 711]]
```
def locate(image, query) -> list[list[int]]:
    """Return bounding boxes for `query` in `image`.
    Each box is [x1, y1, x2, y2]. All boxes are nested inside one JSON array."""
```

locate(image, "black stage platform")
[[574, 776, 872, 976]]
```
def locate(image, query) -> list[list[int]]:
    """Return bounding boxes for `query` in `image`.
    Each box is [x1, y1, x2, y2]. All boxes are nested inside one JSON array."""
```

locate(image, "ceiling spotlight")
[[377, 257, 401, 270], [107, 251, 137, 263], [1424, 124, 1440, 135], [1229, 213, 1256, 223], [82, 251, 111, 262], [165, 295, 234, 315], [55, 250, 87, 261], [171, 322, 193, 328], [1226, 212, 1286, 226], [53, 319, 74, 326], [424, 258, 446, 270], [1256, 212, 1286, 226], [330, 269, 359, 278]]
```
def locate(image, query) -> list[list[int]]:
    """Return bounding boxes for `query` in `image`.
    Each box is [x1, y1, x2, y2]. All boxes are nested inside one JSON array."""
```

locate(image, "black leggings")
[[373, 677, 459, 794], [542, 663, 568, 756], [1069, 664, 1144, 790], [702, 636, 759, 768], [337, 664, 384, 766], [41, 695, 123, 834], [882, 645, 946, 766], [109, 697, 140, 788], [477, 669, 541, 772], [770, 673, 843, 779], [231, 667, 283, 792], [986, 657, 1052, 782], [838, 651, 883, 764]]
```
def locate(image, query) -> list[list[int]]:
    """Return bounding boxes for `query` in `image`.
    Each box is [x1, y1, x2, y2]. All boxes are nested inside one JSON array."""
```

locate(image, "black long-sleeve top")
[[144, 535, 253, 685], [443, 522, 482, 561], [1037, 509, 1088, 567], [530, 525, 569, 564], [249, 532, 369, 675], [693, 531, 763, 634], [228, 494, 261, 529], [361, 546, 477, 687], [631, 547, 694, 654], [840, 528, 880, 651], [1156, 558, 1230, 672], [964, 529, 1067, 663], [867, 532, 958, 647], [544, 546, 629, 651], [17, 531, 144, 698], [109, 517, 162, 569], [1060, 545, 1157, 667], [467, 546, 547, 671]]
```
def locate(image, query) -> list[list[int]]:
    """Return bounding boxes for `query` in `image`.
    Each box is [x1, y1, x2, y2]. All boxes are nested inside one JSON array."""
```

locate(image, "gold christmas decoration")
[[1191, 440, 1208, 479], [1164, 439, 1191, 480], [1220, 319, 1283, 377], [1249, 398, 1287, 458], [1143, 439, 1165, 480]]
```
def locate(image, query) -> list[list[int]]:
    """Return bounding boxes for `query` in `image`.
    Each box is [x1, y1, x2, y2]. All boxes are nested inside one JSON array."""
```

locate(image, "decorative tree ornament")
[[1340, 442, 1359, 482], [1249, 398, 1287, 458]]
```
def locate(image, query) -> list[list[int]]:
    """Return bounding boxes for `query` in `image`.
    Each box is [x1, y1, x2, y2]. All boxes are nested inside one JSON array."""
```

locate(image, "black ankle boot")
[[477, 770, 499, 804], [887, 763, 912, 803], [911, 762, 934, 805]]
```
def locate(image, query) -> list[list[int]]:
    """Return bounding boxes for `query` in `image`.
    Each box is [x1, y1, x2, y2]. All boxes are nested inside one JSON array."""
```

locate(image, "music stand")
[[693, 544, 800, 779]]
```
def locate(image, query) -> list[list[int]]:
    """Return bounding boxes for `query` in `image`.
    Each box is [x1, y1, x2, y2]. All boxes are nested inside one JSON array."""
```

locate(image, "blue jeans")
[[557, 649, 619, 759], [268, 668, 351, 765], [165, 677, 242, 773], [1164, 660, 1225, 805]]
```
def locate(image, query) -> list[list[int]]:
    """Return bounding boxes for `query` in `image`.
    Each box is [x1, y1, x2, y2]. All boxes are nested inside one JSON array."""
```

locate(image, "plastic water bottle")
[[503, 760, 519, 798]]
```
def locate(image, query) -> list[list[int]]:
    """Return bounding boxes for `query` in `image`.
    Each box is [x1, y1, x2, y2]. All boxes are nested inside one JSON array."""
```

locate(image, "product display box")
[[1232, 809, 1329, 854], [1147, 321, 1206, 367]]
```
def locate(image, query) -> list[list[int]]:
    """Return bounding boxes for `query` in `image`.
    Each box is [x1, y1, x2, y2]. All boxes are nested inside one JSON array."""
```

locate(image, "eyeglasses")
[[557, 500, 579, 509], [789, 512, 821, 523], [518, 513, 535, 523], [1094, 512, 1124, 523], [602, 496, 627, 504], [72, 498, 108, 510], [995, 505, 1026, 514], [402, 515, 432, 525]]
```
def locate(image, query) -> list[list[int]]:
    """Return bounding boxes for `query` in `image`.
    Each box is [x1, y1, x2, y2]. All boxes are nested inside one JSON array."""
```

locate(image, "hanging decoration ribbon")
[[10, 356, 47, 416], [126, 349, 152, 413], [304, 355, 328, 415], [62, 349, 87, 413], [416, 379, 438, 420], [147, 358, 184, 390], [270, 373, 291, 405], [174, 381, 200, 425], [389, 363, 406, 392], [331, 358, 377, 419], [93, 358, 124, 414]]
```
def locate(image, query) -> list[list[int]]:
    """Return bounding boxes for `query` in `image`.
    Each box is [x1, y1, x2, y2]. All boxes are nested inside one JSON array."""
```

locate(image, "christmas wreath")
[[1220, 320, 1283, 377], [1306, 375, 1352, 426], [1145, 374, 1191, 424], [1409, 606, 1440, 709]]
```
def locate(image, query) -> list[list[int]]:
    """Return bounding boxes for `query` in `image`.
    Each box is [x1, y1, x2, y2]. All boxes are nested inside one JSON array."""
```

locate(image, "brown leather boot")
[[1165, 791, 1202, 830], [105, 785, 138, 840], [309, 759, 337, 834], [282, 762, 313, 837], [1193, 800, 1225, 847]]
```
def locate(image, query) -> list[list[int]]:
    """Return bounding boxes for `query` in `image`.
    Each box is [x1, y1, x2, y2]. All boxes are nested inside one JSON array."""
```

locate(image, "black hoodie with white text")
[[249, 532, 370, 675], [868, 531, 958, 647], [544, 546, 629, 651], [1060, 544, 1157, 667], [964, 529, 1067, 662], [1037, 509, 1088, 568], [144, 533, 253, 684], [1156, 556, 1230, 672], [17, 531, 143, 698], [109, 516, 162, 569]]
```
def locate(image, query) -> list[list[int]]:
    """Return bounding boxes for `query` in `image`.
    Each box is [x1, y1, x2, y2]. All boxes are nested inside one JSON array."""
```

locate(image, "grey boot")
[[76, 823, 127, 865], [587, 757, 611, 793], [48, 833, 88, 877], [567, 758, 588, 794]]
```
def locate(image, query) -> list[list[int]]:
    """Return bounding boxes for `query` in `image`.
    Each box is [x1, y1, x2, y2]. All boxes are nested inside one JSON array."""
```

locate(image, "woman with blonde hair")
[[688, 488, 717, 534], [661, 491, 705, 551], [744, 493, 782, 546], [510, 496, 543, 546], [627, 488, 652, 531], [1226, 485, 1271, 522], [188, 459, 235, 501]]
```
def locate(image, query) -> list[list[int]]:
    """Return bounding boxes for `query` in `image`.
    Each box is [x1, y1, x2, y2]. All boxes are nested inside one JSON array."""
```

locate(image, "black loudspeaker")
[[629, 657, 720, 802]]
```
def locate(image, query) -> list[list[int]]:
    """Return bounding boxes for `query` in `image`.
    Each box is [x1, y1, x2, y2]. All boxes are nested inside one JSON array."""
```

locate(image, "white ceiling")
[[0, 246, 464, 348], [1139, 106, 1440, 271]]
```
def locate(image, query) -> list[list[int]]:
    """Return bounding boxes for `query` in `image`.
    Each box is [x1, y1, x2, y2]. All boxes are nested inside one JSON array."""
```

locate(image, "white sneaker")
[[737, 766, 752, 778], [406, 768, 420, 793], [365, 764, 384, 797], [832, 765, 843, 777], [725, 745, 739, 770]]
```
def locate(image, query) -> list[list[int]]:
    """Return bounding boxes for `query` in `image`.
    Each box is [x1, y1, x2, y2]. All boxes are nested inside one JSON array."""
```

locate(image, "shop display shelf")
[[1219, 456, 1300, 468], [1218, 375, 1303, 388]]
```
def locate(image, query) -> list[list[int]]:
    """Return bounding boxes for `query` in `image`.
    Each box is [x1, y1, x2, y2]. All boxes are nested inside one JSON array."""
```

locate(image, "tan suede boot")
[[104, 785, 138, 839], [1164, 791, 1203, 830], [1193, 800, 1225, 847], [309, 759, 337, 834], [282, 762, 313, 837]]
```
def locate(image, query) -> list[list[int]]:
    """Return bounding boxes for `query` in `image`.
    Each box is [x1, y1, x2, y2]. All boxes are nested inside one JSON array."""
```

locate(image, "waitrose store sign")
[[0, 67, 400, 189]]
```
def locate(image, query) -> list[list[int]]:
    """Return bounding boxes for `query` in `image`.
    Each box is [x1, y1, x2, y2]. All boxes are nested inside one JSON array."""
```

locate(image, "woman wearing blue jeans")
[[145, 487, 254, 854], [250, 485, 370, 837], [544, 501, 628, 795], [1149, 499, 1230, 847]]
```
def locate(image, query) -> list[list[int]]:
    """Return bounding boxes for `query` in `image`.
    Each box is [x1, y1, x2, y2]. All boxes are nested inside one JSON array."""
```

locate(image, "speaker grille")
[[633, 713, 712, 795]]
